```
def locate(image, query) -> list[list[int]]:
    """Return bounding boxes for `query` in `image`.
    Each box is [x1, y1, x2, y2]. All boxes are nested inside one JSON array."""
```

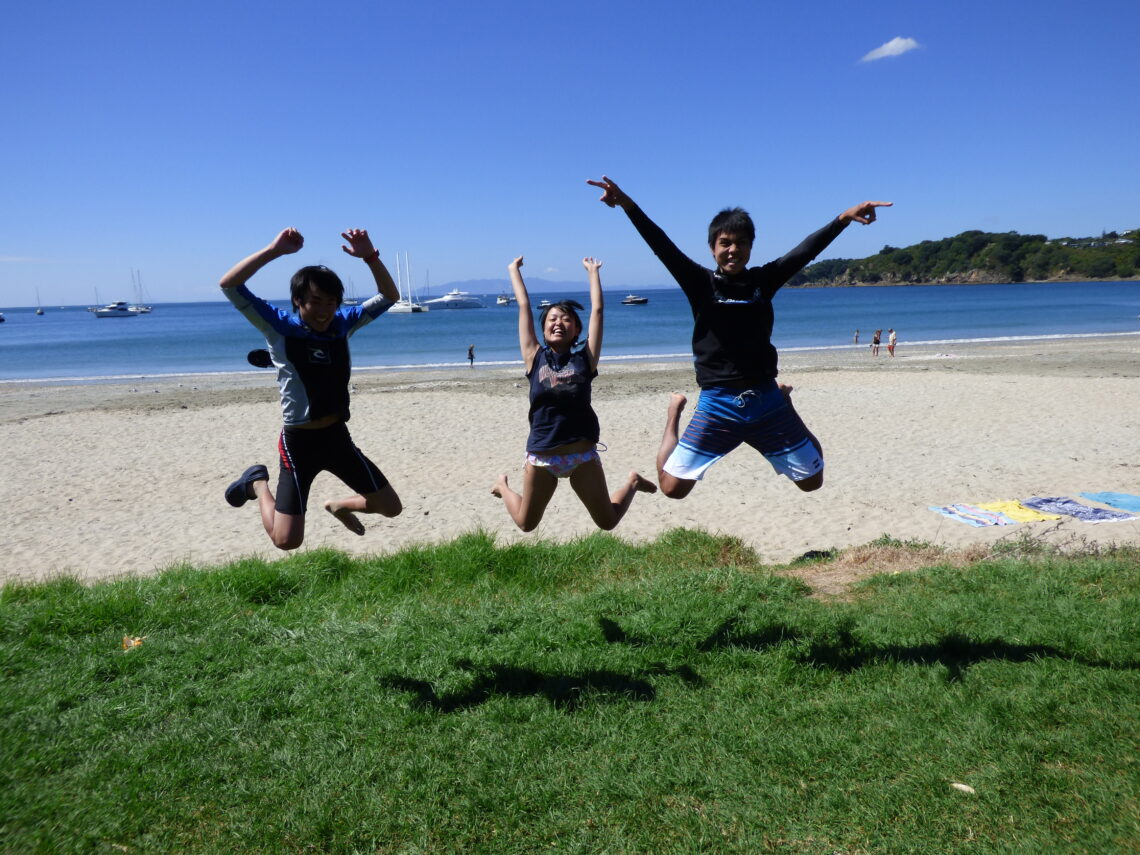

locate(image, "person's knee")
[[366, 490, 402, 517], [272, 533, 304, 550], [661, 478, 695, 500]]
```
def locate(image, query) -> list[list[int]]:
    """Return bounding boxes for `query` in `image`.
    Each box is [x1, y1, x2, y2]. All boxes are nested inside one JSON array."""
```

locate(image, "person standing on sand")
[[492, 255, 657, 531], [854, 329, 859, 344], [588, 174, 890, 499], [220, 227, 403, 549], [888, 328, 897, 357], [871, 329, 882, 356], [468, 344, 475, 367]]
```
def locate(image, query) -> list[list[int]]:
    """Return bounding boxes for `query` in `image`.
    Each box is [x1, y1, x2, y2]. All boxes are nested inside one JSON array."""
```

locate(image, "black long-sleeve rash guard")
[[624, 204, 848, 389]]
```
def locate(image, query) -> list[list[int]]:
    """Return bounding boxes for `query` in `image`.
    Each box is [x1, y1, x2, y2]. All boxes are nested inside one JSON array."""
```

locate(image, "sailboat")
[[35, 288, 44, 315], [388, 252, 428, 313], [128, 269, 153, 313]]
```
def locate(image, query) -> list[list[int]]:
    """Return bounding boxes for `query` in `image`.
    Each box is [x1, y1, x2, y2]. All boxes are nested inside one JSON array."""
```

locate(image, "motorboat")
[[93, 301, 135, 318], [538, 299, 553, 308], [424, 289, 484, 309], [621, 294, 649, 305], [496, 294, 516, 306]]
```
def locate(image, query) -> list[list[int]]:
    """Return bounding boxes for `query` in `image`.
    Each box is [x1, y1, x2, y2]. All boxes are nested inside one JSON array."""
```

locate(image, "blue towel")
[[1080, 492, 1140, 513], [1023, 496, 1136, 523]]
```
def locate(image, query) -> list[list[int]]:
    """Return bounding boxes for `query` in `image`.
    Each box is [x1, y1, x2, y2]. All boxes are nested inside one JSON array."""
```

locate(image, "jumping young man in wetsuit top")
[[587, 175, 891, 500], [220, 227, 403, 549]]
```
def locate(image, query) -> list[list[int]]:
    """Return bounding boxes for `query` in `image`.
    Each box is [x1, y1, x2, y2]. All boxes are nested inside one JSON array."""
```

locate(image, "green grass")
[[2, 530, 1137, 854]]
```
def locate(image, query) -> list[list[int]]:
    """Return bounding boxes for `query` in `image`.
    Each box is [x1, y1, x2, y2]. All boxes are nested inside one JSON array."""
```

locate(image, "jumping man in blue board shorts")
[[588, 175, 891, 499]]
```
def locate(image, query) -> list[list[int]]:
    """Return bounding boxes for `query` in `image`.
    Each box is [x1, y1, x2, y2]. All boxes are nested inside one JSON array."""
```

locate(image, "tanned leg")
[[657, 393, 697, 499]]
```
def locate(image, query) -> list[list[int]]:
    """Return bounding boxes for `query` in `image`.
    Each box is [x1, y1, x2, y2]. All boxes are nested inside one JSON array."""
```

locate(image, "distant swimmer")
[[492, 255, 656, 532], [220, 226, 404, 549], [589, 173, 890, 499]]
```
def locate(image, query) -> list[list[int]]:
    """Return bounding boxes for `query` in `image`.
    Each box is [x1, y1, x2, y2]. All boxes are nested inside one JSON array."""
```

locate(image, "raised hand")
[[340, 228, 377, 258], [839, 201, 893, 225], [509, 255, 524, 271], [586, 175, 630, 209], [270, 227, 304, 255], [582, 256, 603, 272]]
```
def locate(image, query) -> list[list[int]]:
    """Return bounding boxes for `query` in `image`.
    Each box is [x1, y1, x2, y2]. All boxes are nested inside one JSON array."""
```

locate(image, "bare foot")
[[324, 501, 365, 536], [491, 474, 509, 498], [631, 472, 658, 494]]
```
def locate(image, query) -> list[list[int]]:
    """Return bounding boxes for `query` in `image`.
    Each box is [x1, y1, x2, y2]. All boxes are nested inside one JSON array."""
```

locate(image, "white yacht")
[[621, 294, 649, 305], [496, 293, 515, 306], [424, 289, 484, 309], [93, 301, 135, 318]]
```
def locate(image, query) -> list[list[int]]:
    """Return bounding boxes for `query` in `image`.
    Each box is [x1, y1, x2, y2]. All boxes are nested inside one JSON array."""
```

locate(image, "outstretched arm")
[[587, 174, 704, 289], [508, 256, 541, 369], [220, 228, 304, 290], [342, 229, 398, 301], [582, 257, 604, 372]]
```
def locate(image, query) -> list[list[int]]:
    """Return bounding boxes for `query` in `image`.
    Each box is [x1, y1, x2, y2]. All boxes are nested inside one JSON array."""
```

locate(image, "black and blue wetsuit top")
[[525, 346, 600, 453], [225, 285, 394, 425], [624, 204, 848, 389]]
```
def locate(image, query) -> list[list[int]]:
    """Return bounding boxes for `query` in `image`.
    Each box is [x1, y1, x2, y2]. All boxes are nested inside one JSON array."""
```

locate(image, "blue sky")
[[2, 0, 1137, 305]]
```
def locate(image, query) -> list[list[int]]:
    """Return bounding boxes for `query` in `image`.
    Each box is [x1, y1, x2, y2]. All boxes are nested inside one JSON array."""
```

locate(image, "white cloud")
[[0, 256, 43, 263], [861, 36, 921, 62], [544, 267, 559, 274]]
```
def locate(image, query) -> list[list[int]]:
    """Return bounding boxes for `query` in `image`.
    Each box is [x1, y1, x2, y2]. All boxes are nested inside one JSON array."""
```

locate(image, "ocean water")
[[1, 281, 1137, 382]]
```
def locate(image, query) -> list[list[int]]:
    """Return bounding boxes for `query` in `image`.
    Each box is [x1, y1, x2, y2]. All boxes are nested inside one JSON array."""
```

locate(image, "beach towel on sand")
[[929, 504, 1017, 527], [975, 500, 1062, 523], [1079, 492, 1140, 513], [1022, 496, 1136, 523]]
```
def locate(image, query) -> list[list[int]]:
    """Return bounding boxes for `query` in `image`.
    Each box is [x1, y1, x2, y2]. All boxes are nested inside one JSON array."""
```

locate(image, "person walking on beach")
[[853, 329, 859, 345], [492, 255, 657, 531], [871, 329, 882, 356], [587, 174, 890, 499], [887, 328, 897, 357], [467, 344, 475, 367], [220, 227, 403, 549]]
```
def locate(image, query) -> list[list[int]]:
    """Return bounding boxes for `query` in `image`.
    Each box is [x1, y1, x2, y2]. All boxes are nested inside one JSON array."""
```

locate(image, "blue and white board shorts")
[[664, 383, 823, 482]]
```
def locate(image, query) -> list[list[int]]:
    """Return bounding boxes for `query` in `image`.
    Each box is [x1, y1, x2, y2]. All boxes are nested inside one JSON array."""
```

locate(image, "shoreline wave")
[[2, 331, 1136, 387]]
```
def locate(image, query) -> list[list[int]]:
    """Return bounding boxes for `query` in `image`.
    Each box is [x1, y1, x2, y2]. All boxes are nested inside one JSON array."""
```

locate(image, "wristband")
[[362, 249, 380, 263]]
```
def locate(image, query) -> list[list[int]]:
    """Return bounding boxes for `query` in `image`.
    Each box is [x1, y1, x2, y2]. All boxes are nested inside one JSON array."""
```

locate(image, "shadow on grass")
[[608, 616, 1139, 684], [799, 631, 1140, 683], [381, 663, 656, 712]]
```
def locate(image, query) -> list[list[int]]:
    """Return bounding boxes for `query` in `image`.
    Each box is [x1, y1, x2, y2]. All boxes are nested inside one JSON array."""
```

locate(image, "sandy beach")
[[2, 334, 1138, 584]]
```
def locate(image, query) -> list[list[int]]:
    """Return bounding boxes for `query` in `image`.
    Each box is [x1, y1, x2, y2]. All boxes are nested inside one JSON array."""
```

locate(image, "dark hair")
[[290, 265, 345, 309], [707, 207, 755, 247], [538, 300, 584, 346]]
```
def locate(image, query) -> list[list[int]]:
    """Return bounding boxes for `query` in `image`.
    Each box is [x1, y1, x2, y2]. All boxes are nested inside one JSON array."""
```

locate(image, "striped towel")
[[974, 500, 1062, 523], [929, 504, 1017, 527], [1079, 492, 1140, 513], [1022, 496, 1136, 523]]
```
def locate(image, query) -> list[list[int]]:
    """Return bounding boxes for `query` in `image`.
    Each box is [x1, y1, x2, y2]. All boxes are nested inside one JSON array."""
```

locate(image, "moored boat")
[[424, 289, 484, 309], [93, 301, 136, 318], [621, 294, 649, 305]]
